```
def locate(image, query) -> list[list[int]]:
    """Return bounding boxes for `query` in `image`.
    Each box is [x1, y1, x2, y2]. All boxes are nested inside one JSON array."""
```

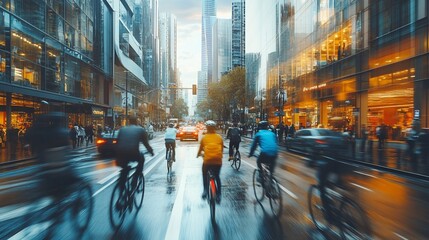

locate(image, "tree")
[[205, 67, 246, 122], [170, 98, 188, 119]]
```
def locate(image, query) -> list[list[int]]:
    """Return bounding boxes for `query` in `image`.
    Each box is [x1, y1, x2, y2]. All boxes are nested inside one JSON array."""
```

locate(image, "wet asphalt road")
[[0, 133, 428, 240]]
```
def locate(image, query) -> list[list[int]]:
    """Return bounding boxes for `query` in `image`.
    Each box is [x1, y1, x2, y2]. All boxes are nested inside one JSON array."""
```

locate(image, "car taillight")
[[96, 139, 106, 144], [315, 139, 327, 144]]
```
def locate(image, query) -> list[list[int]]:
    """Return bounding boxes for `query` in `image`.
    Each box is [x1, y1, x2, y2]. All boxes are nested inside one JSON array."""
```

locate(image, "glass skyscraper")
[[246, 0, 429, 137], [0, 0, 113, 131]]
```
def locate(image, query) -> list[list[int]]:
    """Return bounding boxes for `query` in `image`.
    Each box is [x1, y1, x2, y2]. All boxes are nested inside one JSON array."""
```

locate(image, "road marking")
[[97, 170, 120, 184], [9, 221, 52, 240], [350, 182, 373, 192], [242, 160, 298, 200], [0, 198, 50, 222], [92, 154, 163, 197], [394, 232, 408, 240], [353, 171, 378, 179], [164, 165, 188, 240]]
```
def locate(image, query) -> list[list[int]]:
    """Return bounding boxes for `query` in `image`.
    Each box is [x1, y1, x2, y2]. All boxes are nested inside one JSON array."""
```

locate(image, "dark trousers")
[[202, 163, 221, 195], [257, 152, 276, 174], [165, 140, 176, 160], [229, 141, 240, 158]]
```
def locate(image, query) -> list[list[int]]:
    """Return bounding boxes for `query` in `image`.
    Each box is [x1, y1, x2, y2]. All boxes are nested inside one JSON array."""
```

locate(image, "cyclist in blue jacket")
[[248, 121, 278, 179]]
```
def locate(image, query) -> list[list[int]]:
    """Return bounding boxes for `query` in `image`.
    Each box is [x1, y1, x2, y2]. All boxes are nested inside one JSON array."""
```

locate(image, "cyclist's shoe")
[[216, 193, 221, 203], [201, 191, 208, 200], [228, 156, 233, 161], [173, 157, 176, 162]]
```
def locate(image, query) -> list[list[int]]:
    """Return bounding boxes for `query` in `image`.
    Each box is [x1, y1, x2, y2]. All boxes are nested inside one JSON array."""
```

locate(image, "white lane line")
[[350, 182, 373, 192], [0, 180, 36, 191], [92, 154, 164, 197], [0, 198, 50, 222], [9, 221, 52, 240], [97, 170, 120, 184], [242, 159, 298, 200], [164, 166, 188, 240], [394, 232, 408, 240], [353, 171, 378, 179]]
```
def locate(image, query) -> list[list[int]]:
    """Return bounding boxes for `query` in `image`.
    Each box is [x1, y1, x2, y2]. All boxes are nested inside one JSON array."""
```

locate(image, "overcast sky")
[[158, 0, 232, 88]]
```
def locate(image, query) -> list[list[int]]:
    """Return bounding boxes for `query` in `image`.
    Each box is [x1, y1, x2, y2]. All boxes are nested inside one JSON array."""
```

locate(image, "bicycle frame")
[[207, 169, 217, 223]]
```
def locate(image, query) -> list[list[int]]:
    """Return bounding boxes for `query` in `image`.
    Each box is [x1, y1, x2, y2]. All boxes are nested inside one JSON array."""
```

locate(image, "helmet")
[[205, 120, 216, 127], [258, 121, 269, 130], [168, 123, 174, 128]]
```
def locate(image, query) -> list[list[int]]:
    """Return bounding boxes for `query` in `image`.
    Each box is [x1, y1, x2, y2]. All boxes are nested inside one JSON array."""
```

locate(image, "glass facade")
[[0, 0, 113, 136], [246, 0, 429, 138]]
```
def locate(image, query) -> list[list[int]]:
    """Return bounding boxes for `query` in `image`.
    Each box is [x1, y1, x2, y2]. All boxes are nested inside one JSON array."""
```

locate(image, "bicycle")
[[109, 163, 145, 229], [29, 179, 94, 239], [207, 168, 219, 224], [197, 154, 220, 224], [308, 183, 372, 240], [230, 147, 241, 171], [251, 156, 282, 217], [166, 144, 174, 173]]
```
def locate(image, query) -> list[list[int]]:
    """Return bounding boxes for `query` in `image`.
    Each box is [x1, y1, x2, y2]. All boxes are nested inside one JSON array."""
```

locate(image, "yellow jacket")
[[197, 133, 223, 165]]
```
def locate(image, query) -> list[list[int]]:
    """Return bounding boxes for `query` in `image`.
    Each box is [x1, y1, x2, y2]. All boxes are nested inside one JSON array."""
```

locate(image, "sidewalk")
[[239, 132, 429, 178]]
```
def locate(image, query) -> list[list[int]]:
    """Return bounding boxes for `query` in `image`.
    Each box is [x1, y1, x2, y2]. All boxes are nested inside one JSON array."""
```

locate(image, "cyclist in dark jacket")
[[226, 122, 242, 161], [116, 117, 154, 190], [248, 121, 278, 177]]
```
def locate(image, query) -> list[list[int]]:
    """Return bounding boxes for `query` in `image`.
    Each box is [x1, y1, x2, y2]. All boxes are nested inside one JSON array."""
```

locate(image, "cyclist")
[[196, 120, 223, 203], [248, 121, 278, 181], [26, 112, 81, 197], [116, 116, 154, 191], [164, 123, 178, 161], [226, 122, 241, 161], [315, 157, 348, 222]]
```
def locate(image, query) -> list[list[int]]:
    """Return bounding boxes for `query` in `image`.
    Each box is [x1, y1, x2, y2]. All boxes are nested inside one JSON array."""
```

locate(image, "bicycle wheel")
[[269, 177, 282, 217], [339, 197, 372, 240], [308, 185, 330, 233], [109, 182, 126, 228], [167, 148, 173, 173], [208, 178, 216, 223], [234, 151, 241, 170], [134, 173, 145, 210], [252, 169, 265, 202], [72, 183, 93, 233]]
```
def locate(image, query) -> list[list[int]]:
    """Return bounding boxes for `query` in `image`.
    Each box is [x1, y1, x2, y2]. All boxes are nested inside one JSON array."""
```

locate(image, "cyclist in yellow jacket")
[[197, 120, 223, 203]]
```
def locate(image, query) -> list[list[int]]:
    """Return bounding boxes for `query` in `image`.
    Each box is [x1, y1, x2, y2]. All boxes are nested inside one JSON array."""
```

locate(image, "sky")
[[158, 0, 232, 88]]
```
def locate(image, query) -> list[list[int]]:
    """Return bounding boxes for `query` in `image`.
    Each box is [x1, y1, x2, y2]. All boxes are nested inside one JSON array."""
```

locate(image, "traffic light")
[[192, 84, 197, 95]]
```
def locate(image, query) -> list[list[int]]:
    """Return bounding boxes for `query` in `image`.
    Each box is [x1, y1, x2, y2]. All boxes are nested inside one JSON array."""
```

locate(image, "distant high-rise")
[[200, 0, 217, 101], [159, 13, 178, 106], [213, 19, 232, 82], [232, 0, 245, 68]]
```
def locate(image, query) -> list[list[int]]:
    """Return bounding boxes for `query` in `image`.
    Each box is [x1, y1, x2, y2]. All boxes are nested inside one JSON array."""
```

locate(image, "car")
[[285, 128, 349, 164], [96, 130, 119, 156], [178, 126, 199, 141]]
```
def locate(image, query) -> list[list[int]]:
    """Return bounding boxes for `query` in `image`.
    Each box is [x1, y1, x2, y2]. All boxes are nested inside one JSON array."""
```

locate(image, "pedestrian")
[[85, 124, 94, 147], [6, 127, 19, 160], [69, 124, 78, 149], [360, 124, 368, 153], [77, 125, 85, 147], [277, 121, 285, 143], [289, 124, 296, 137]]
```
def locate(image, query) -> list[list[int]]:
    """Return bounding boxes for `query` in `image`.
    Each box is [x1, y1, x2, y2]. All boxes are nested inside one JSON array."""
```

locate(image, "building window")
[[11, 0, 45, 29]]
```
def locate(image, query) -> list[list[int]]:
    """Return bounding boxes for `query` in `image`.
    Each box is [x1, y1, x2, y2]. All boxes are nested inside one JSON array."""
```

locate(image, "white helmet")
[[205, 120, 216, 127]]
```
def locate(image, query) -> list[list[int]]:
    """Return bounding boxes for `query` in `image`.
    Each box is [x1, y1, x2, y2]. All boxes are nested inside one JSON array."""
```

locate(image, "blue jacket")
[[249, 129, 278, 157]]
